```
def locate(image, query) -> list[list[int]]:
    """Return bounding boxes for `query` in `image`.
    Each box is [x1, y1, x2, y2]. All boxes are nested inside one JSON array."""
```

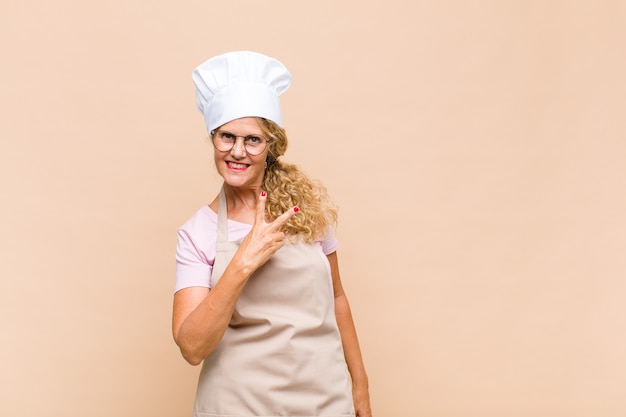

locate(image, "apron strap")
[[217, 184, 229, 243]]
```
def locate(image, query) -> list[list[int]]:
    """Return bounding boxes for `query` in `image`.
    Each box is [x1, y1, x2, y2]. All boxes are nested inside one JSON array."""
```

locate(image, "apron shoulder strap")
[[217, 185, 229, 244]]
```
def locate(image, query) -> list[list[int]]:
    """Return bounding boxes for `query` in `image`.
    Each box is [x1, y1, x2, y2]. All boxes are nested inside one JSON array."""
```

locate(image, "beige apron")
[[192, 187, 355, 417]]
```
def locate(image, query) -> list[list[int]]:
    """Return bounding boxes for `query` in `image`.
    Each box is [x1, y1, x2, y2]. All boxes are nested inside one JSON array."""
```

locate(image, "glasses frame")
[[210, 129, 272, 156]]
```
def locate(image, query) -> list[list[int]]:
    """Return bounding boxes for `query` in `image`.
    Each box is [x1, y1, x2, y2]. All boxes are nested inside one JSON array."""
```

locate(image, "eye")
[[245, 135, 263, 144], [220, 132, 236, 141]]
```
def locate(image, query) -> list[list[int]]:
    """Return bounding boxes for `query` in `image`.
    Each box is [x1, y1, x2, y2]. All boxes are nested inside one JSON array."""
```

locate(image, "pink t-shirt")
[[175, 206, 339, 293]]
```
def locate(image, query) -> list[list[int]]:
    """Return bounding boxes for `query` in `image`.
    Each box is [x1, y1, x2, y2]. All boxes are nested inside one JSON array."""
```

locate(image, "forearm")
[[173, 260, 253, 365], [335, 292, 373, 416], [335, 293, 369, 389]]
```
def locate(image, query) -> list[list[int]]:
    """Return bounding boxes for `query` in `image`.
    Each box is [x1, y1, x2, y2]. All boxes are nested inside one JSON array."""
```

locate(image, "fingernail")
[[294, 206, 299, 213], [261, 191, 267, 197]]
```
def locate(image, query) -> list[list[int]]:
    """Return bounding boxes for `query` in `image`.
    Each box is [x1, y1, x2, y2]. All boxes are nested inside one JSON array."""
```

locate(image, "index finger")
[[254, 191, 268, 225], [270, 205, 300, 229]]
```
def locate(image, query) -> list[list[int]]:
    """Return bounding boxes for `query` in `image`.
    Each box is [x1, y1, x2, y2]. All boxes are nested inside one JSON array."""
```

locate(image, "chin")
[[221, 174, 263, 189]]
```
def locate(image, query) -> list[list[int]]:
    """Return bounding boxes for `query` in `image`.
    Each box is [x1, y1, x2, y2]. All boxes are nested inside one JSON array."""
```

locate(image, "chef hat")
[[192, 51, 292, 133]]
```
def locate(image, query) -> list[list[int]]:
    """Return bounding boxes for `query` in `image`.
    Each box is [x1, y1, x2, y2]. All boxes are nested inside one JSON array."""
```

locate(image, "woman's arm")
[[172, 262, 252, 365], [328, 251, 373, 417], [172, 192, 298, 365]]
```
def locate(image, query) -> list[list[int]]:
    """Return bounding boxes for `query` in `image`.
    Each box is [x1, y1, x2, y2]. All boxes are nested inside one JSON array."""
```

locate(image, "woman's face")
[[212, 117, 269, 190]]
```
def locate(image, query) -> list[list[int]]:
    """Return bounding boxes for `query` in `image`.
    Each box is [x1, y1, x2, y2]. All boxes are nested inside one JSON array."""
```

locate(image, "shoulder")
[[175, 206, 217, 292], [176, 206, 218, 259], [178, 205, 217, 235]]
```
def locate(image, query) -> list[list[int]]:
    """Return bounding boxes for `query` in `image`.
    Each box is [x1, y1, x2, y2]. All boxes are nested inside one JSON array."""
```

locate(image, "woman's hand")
[[232, 191, 299, 277]]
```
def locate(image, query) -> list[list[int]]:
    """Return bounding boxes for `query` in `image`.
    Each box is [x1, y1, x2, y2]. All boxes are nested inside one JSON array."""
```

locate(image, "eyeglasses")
[[210, 129, 272, 156]]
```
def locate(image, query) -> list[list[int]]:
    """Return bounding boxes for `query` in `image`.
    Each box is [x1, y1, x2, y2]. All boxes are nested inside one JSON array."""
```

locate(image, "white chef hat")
[[192, 51, 292, 133]]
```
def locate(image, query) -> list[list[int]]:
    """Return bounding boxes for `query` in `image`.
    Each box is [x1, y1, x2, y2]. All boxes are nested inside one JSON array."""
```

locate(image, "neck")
[[222, 183, 261, 218]]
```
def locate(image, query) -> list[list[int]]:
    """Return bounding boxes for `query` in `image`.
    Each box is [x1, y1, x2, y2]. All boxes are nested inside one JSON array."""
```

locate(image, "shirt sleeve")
[[319, 227, 339, 255], [175, 228, 213, 292]]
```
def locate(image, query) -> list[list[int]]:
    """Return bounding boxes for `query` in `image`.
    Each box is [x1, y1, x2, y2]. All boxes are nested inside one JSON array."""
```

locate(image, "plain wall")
[[1, 1, 625, 416]]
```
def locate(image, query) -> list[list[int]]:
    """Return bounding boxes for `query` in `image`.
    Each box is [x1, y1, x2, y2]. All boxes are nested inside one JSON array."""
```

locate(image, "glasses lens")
[[212, 132, 233, 152], [244, 136, 266, 155]]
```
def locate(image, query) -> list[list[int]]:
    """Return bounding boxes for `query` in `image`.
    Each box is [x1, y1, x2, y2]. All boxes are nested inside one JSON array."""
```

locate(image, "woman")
[[173, 51, 372, 417]]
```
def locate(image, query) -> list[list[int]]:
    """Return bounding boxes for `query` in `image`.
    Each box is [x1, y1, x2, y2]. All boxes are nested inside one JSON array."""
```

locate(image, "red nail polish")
[[261, 191, 266, 197], [294, 206, 299, 213]]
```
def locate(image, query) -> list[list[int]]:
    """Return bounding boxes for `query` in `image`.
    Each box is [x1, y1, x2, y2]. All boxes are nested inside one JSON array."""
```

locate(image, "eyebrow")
[[218, 129, 263, 136]]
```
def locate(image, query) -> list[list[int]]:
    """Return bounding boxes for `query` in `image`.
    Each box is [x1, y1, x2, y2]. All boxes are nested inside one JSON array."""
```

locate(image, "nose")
[[230, 137, 248, 158]]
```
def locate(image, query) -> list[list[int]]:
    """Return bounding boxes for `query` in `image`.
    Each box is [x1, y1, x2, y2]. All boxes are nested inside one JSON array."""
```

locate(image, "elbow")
[[173, 321, 222, 366], [177, 342, 207, 366], [182, 350, 204, 366], [174, 335, 210, 366]]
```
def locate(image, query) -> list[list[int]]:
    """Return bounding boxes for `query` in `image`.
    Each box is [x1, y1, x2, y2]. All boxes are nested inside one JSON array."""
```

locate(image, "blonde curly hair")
[[256, 118, 338, 243]]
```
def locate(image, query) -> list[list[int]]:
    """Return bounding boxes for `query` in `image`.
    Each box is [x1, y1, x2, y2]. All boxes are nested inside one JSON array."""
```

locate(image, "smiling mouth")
[[226, 161, 250, 171]]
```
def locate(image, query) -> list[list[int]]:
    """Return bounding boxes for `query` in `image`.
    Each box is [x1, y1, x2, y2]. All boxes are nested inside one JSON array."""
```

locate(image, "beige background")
[[1, 1, 625, 416]]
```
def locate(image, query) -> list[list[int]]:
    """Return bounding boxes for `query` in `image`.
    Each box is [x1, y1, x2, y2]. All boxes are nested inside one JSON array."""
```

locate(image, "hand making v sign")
[[233, 191, 300, 276]]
